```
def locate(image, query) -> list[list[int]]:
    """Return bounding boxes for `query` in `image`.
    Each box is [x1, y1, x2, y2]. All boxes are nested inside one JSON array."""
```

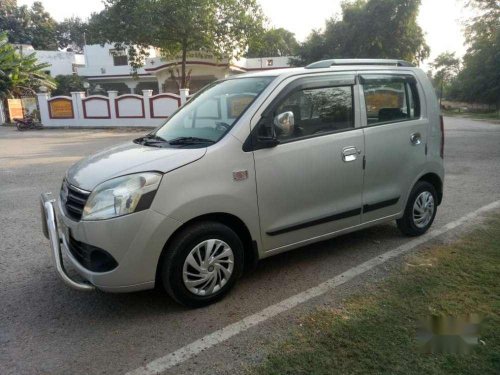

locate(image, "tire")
[[397, 181, 438, 236], [161, 221, 244, 308], [16, 122, 27, 131]]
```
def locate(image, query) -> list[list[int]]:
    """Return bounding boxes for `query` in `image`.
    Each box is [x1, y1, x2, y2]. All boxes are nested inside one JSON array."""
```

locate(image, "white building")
[[25, 43, 292, 95], [76, 44, 292, 95], [13, 44, 85, 77], [76, 44, 160, 94], [35, 50, 85, 76]]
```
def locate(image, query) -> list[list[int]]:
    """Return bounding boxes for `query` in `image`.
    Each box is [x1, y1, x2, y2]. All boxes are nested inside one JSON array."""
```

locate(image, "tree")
[[51, 75, 85, 96], [0, 1, 32, 45], [246, 28, 299, 58], [447, 0, 499, 107], [28, 1, 57, 50], [88, 0, 265, 89], [293, 0, 430, 66], [0, 32, 55, 99], [0, 1, 57, 50], [56, 17, 88, 52], [430, 52, 460, 105]]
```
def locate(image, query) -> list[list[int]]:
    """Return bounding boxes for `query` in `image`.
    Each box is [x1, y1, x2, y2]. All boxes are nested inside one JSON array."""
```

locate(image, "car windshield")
[[154, 76, 275, 144]]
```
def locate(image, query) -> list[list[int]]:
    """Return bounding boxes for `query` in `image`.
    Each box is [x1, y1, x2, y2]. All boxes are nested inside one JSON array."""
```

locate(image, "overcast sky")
[[19, 0, 473, 67]]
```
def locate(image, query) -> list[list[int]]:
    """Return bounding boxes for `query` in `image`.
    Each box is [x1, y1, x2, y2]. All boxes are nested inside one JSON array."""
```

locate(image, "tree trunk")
[[181, 45, 187, 89], [440, 79, 443, 107]]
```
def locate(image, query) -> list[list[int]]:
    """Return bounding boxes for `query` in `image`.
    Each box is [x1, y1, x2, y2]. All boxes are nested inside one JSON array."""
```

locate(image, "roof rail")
[[305, 59, 414, 69]]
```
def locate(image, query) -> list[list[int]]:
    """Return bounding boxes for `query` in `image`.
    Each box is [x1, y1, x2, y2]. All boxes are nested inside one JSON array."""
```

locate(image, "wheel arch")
[[155, 212, 258, 287], [417, 172, 443, 205]]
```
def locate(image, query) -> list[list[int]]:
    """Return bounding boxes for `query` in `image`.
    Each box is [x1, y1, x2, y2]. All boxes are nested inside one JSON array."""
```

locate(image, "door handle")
[[410, 132, 422, 145], [342, 147, 360, 162]]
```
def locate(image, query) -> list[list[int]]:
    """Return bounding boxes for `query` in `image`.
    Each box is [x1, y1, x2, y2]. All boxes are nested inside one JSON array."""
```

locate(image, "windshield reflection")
[[154, 77, 275, 144]]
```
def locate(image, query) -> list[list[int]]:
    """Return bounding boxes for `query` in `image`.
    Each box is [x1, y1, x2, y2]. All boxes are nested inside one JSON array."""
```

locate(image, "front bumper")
[[40, 192, 95, 291], [41, 191, 183, 292]]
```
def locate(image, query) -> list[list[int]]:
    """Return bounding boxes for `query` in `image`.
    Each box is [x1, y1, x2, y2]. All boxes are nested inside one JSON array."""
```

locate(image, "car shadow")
[[7, 222, 403, 337]]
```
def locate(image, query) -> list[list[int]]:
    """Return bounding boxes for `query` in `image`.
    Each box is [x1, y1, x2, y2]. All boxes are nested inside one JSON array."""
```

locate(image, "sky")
[[18, 0, 473, 67]]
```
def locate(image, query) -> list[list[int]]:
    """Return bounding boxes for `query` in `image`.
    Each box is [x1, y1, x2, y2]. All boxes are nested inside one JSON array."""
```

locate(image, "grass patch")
[[251, 215, 500, 375]]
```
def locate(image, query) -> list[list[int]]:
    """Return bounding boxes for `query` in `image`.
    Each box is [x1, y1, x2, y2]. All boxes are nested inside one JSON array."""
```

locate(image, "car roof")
[[235, 59, 420, 80]]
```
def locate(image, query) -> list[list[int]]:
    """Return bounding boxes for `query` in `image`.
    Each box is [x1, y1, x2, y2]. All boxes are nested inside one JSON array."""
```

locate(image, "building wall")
[[34, 51, 84, 76], [234, 56, 292, 70], [78, 44, 159, 77]]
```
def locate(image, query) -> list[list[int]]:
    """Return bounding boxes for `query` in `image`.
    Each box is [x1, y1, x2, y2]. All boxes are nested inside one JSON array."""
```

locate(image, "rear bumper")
[[41, 192, 183, 292]]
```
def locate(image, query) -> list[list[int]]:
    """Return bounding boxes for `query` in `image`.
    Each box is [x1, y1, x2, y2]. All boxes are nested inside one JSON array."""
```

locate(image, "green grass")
[[250, 215, 500, 375]]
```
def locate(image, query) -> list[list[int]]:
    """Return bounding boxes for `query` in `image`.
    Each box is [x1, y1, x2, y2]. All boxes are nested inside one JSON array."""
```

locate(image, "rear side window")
[[273, 86, 354, 141], [362, 76, 420, 125]]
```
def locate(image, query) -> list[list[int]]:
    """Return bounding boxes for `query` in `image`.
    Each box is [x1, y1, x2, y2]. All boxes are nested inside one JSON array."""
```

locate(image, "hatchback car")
[[41, 59, 444, 307]]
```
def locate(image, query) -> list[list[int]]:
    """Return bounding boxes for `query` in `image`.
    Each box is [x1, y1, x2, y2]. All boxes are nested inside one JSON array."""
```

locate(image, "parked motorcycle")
[[15, 115, 43, 131]]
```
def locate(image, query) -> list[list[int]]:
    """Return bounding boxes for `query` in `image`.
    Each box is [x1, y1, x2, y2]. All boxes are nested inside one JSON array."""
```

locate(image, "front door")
[[252, 76, 365, 251]]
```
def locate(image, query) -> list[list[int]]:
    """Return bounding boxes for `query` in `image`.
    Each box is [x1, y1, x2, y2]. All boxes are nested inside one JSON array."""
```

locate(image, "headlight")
[[82, 172, 162, 221]]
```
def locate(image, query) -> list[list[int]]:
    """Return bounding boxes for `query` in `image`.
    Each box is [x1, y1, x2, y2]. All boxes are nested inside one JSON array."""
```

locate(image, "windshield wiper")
[[134, 134, 169, 147], [168, 137, 215, 145]]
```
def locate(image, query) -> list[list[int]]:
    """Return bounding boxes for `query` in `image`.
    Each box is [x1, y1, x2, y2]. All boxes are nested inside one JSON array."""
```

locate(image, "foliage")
[[51, 74, 85, 96], [430, 52, 460, 103], [0, 32, 55, 98], [28, 1, 58, 50], [0, 0, 33, 45], [56, 17, 88, 52], [88, 0, 266, 89], [246, 28, 299, 58], [292, 0, 429, 66], [446, 0, 499, 106], [0, 0, 58, 50]]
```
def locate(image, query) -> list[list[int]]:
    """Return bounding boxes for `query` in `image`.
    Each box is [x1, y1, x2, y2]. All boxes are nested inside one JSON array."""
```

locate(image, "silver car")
[[41, 59, 444, 307]]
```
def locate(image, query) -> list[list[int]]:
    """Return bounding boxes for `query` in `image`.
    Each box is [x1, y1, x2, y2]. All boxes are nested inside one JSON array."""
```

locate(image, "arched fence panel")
[[115, 94, 145, 118], [149, 94, 181, 118], [82, 96, 110, 119], [48, 96, 74, 119]]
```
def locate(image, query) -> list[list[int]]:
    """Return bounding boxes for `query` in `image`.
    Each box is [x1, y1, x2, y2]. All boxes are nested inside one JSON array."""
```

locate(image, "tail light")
[[440, 115, 444, 158]]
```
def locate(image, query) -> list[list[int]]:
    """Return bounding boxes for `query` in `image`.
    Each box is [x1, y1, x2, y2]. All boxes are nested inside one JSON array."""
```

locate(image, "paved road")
[[1, 118, 499, 375]]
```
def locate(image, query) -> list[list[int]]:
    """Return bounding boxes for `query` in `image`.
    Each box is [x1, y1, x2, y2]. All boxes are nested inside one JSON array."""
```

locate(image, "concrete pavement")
[[1, 117, 499, 375]]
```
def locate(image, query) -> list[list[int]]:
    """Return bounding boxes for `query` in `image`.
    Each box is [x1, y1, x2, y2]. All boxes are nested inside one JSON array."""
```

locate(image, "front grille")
[[61, 180, 90, 221]]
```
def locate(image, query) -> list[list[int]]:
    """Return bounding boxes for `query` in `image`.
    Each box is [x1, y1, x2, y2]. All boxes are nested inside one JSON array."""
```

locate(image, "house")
[[24, 43, 292, 96], [76, 44, 292, 95]]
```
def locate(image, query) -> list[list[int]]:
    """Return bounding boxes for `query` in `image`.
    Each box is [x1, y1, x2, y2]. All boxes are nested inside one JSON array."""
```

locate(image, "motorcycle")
[[15, 115, 43, 131]]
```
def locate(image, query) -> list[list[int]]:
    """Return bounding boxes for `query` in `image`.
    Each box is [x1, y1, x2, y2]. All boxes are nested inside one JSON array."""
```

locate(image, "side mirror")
[[274, 111, 294, 137]]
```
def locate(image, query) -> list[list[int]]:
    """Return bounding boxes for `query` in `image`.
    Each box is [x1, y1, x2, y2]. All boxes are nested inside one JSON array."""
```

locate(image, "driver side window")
[[273, 86, 354, 141]]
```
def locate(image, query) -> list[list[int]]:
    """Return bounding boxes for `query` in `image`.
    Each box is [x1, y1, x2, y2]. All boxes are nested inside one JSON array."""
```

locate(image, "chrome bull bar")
[[40, 192, 95, 291]]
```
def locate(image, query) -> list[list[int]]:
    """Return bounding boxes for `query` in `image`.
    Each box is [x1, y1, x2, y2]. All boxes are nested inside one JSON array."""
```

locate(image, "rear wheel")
[[397, 181, 437, 236], [161, 221, 244, 308]]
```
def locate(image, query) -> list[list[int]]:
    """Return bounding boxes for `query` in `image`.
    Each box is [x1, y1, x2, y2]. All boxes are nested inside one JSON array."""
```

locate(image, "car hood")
[[66, 142, 207, 191]]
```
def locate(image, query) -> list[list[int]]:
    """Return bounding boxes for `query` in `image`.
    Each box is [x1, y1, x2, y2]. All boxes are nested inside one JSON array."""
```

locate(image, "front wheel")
[[161, 222, 244, 308], [16, 121, 27, 131], [397, 181, 438, 236]]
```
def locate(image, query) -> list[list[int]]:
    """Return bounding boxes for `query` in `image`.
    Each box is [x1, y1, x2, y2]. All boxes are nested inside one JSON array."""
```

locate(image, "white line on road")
[[126, 200, 500, 375]]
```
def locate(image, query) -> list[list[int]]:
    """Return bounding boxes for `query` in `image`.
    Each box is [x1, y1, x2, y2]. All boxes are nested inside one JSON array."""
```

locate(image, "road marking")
[[126, 200, 500, 375]]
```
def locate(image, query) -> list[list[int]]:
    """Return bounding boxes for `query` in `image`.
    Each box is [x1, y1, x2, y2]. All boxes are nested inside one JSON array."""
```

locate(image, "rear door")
[[251, 74, 365, 251], [359, 73, 428, 222]]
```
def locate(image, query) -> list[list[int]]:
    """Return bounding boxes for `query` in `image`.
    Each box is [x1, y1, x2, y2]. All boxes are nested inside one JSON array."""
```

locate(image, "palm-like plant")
[[0, 32, 55, 99]]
